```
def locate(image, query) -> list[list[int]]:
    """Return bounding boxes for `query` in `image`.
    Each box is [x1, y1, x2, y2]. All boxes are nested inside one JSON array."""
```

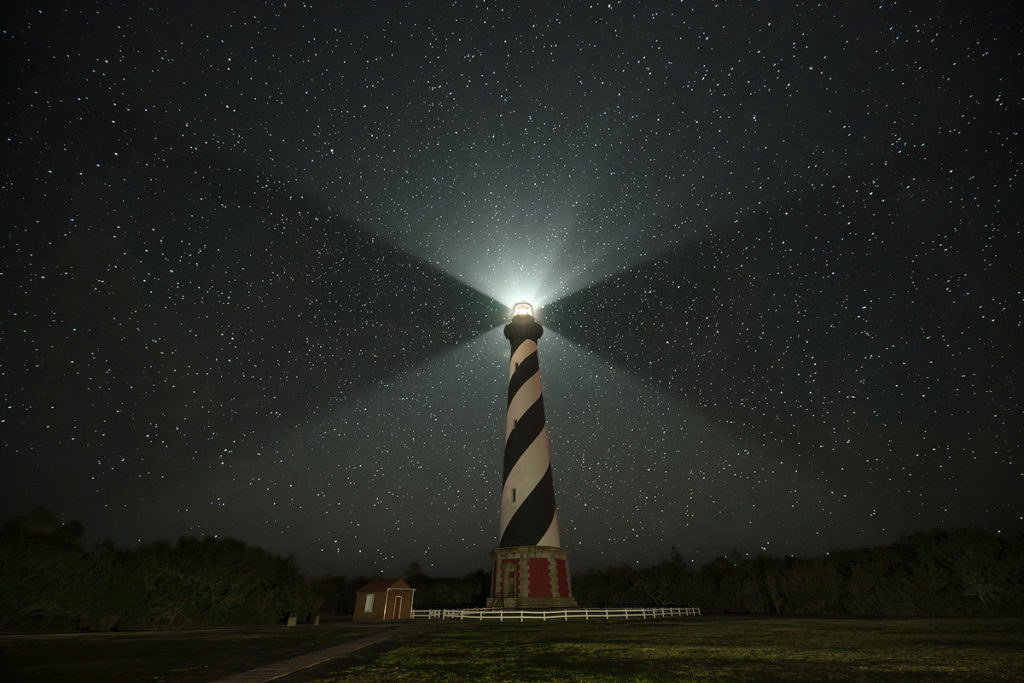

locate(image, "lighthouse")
[[487, 302, 576, 608]]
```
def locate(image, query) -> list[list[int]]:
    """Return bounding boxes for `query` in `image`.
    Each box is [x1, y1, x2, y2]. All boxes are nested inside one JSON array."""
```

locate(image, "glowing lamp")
[[512, 302, 534, 318]]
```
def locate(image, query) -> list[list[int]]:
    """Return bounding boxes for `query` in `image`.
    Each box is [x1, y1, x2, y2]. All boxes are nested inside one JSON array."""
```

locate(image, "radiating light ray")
[[535, 330, 855, 565], [323, 172, 725, 310], [150, 325, 509, 575]]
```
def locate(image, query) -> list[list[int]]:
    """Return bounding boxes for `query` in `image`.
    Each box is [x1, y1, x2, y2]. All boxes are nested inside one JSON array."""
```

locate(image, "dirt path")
[[209, 620, 431, 683]]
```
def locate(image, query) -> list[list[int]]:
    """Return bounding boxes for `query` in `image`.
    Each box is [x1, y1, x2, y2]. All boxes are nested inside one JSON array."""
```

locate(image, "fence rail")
[[411, 607, 700, 621]]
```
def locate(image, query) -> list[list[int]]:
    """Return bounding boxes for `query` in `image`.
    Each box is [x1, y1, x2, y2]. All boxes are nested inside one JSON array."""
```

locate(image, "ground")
[[2, 617, 1022, 682]]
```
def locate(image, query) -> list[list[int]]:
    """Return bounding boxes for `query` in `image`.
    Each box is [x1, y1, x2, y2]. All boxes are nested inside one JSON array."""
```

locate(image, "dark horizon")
[[5, 504, 1019, 584]]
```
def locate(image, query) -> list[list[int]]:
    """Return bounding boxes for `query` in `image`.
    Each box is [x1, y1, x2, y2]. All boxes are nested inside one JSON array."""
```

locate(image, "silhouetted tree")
[[406, 568, 490, 607], [569, 530, 1024, 616], [0, 509, 321, 631]]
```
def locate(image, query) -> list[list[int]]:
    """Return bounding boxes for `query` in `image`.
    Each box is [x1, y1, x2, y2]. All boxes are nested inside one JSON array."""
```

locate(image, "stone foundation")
[[486, 545, 576, 608]]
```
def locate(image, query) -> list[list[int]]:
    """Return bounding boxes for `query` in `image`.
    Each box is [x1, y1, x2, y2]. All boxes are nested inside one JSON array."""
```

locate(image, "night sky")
[[3, 2, 1022, 578]]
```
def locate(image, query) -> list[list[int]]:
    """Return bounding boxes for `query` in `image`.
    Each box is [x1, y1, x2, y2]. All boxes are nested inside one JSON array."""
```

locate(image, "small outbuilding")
[[353, 578, 416, 621]]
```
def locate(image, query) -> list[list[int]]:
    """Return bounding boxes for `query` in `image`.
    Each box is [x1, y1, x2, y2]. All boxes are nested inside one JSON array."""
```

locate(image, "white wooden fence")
[[411, 607, 700, 621]]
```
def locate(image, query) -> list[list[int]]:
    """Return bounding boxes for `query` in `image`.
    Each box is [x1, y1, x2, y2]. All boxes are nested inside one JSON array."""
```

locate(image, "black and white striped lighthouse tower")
[[487, 302, 576, 608]]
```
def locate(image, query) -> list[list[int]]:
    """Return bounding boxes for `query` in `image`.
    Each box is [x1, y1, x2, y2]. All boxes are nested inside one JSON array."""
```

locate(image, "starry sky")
[[3, 2, 1022, 578]]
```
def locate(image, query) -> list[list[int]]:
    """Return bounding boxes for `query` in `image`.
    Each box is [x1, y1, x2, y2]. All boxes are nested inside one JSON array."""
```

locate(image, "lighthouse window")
[[512, 488, 516, 502]]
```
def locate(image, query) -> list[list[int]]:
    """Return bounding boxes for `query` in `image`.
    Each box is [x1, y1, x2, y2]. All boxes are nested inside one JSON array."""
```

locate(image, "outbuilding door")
[[391, 594, 403, 619]]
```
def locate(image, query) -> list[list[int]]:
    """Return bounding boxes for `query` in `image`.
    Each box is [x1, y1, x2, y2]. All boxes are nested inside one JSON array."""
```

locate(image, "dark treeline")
[[574, 530, 1024, 615], [0, 508, 321, 631], [3, 507, 1021, 631], [404, 563, 490, 608]]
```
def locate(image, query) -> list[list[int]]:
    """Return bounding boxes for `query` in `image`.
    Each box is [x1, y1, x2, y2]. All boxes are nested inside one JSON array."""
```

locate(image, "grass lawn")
[[282, 616, 1024, 682], [0, 622, 397, 683]]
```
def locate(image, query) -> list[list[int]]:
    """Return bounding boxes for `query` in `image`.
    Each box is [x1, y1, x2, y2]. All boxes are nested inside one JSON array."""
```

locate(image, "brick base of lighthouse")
[[486, 545, 577, 608]]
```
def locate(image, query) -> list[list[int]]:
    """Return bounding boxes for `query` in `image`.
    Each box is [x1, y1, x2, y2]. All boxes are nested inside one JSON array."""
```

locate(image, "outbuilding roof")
[[356, 578, 414, 593]]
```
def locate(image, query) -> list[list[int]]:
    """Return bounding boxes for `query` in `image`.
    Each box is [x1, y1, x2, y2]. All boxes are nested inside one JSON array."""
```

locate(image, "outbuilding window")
[[364, 593, 374, 612]]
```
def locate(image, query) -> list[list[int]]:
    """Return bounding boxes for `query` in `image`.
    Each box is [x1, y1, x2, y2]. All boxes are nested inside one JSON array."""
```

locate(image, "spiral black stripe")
[[503, 396, 546, 481], [499, 466, 555, 547], [507, 350, 539, 405]]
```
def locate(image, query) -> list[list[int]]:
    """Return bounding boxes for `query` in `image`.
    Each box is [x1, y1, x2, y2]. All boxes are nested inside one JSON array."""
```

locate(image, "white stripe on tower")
[[505, 342, 541, 439]]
